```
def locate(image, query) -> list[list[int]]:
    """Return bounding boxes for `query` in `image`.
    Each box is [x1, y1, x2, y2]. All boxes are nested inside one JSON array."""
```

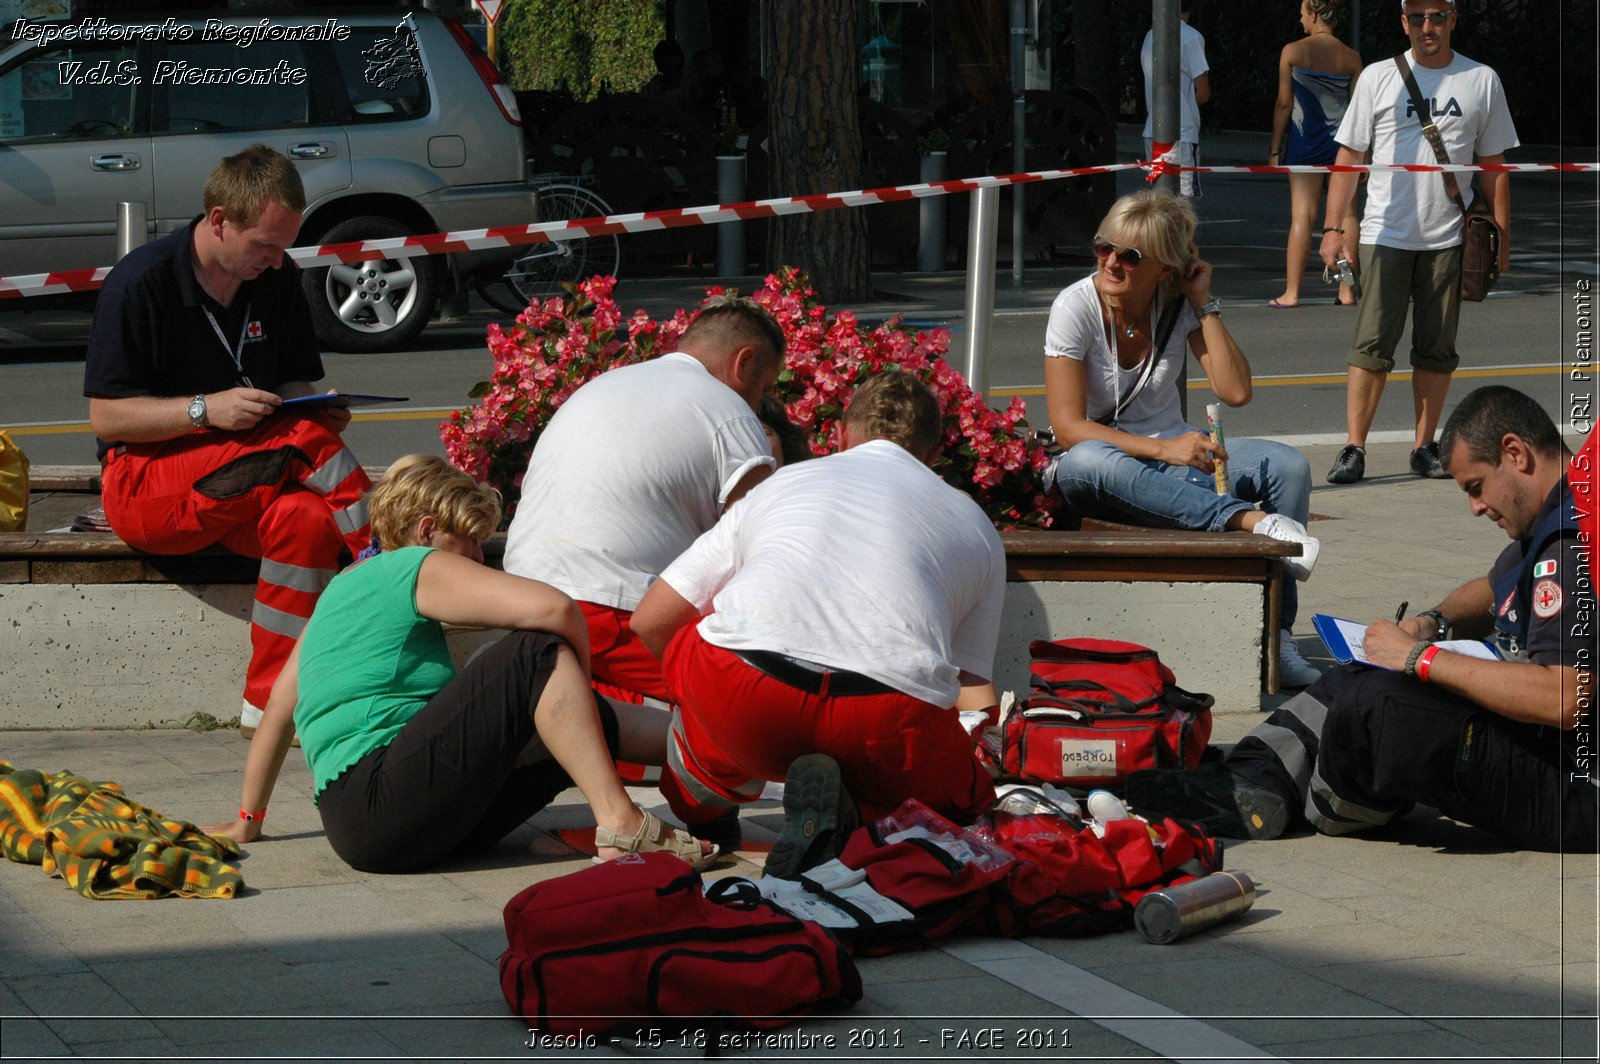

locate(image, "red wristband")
[[240, 808, 266, 823], [1416, 645, 1441, 683]]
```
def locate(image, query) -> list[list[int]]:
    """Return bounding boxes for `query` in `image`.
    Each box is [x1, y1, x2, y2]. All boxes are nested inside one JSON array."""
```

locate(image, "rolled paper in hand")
[[1206, 402, 1230, 496]]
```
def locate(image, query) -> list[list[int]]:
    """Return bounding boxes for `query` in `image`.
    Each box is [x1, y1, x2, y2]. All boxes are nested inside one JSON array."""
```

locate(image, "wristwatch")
[[1196, 297, 1223, 319], [1416, 608, 1452, 641], [187, 394, 208, 429]]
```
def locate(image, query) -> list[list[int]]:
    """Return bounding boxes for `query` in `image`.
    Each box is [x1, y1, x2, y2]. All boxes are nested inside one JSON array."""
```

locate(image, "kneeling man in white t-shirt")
[[632, 371, 1005, 877], [502, 295, 781, 699]]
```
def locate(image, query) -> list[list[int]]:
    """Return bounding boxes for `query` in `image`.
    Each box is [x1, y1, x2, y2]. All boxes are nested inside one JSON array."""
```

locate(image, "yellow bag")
[[0, 429, 29, 532]]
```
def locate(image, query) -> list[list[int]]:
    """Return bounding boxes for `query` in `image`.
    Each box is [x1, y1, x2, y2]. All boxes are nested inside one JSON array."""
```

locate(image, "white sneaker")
[[1278, 630, 1322, 688], [1254, 513, 1320, 581]]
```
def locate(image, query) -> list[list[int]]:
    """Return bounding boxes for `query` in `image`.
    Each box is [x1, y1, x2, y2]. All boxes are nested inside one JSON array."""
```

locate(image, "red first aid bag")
[[1001, 638, 1213, 788], [989, 812, 1222, 936], [499, 852, 861, 1037]]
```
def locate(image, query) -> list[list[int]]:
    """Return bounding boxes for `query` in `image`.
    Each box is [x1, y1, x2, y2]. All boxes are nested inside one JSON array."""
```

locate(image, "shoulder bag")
[[1394, 54, 1502, 302]]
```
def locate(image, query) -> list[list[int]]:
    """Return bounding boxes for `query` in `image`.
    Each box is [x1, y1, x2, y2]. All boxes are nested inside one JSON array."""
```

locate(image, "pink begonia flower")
[[442, 268, 1058, 528]]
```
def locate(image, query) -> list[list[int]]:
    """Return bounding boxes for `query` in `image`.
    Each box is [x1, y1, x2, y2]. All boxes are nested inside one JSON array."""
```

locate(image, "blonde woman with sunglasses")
[[1043, 191, 1324, 687]]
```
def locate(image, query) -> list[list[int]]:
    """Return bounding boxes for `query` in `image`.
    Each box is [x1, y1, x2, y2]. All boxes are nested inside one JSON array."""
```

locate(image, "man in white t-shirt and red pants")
[[501, 298, 782, 840], [633, 372, 1006, 879], [1321, 0, 1517, 485]]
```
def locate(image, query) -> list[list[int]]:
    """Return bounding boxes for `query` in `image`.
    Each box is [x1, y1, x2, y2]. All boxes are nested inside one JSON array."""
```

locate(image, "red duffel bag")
[[499, 851, 861, 1038]]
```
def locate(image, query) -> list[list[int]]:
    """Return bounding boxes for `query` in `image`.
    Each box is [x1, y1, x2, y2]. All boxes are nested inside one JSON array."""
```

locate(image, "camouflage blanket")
[[0, 760, 242, 900]]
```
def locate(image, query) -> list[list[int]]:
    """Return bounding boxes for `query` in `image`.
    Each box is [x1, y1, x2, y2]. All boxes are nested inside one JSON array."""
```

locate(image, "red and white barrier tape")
[[1, 158, 1594, 300], [1143, 155, 1599, 182]]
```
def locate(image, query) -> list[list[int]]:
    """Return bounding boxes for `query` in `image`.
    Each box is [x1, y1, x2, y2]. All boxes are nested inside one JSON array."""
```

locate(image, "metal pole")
[[716, 154, 746, 276], [1010, 0, 1026, 289], [963, 186, 998, 400], [1151, 0, 1180, 198], [918, 150, 948, 272], [115, 201, 147, 261], [1153, 1, 1186, 415]]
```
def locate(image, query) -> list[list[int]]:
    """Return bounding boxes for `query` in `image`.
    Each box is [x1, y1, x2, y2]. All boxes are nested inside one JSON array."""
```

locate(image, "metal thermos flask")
[[1134, 871, 1256, 944]]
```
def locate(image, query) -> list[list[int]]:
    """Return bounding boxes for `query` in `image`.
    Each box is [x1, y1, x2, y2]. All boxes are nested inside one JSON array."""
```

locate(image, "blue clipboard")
[[1312, 613, 1362, 665], [280, 392, 408, 410]]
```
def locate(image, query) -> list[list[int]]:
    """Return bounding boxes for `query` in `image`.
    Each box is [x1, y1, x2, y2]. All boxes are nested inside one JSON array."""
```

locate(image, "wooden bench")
[[3, 468, 1298, 727]]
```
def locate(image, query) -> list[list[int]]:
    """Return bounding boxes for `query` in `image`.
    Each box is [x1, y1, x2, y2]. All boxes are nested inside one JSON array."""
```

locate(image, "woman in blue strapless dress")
[[1268, 0, 1363, 308]]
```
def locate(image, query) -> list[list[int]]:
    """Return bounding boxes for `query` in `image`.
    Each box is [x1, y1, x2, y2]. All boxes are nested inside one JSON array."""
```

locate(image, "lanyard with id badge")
[[205, 302, 254, 388]]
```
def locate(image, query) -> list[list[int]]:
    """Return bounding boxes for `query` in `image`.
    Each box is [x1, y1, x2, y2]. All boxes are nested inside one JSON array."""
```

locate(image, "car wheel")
[[302, 215, 438, 352]]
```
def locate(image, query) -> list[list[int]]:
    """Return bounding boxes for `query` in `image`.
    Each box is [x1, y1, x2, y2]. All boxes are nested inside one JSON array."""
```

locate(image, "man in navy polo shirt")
[[85, 144, 371, 738]]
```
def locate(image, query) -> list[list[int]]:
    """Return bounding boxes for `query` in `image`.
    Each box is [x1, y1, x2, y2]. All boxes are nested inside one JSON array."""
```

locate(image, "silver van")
[[0, 11, 531, 351]]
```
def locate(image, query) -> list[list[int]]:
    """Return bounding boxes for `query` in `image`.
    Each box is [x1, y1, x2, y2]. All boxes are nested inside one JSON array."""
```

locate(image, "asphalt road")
[[3, 170, 1594, 467]]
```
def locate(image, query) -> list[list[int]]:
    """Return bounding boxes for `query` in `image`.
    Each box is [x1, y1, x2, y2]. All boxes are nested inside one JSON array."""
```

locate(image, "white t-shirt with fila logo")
[[1335, 52, 1518, 251]]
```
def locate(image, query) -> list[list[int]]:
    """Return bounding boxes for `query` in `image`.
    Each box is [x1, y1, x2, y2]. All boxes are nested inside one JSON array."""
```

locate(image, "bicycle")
[[474, 173, 622, 316]]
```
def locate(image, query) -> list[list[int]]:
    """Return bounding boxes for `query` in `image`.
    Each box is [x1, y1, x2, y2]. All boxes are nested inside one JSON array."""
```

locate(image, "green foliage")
[[499, 0, 665, 102]]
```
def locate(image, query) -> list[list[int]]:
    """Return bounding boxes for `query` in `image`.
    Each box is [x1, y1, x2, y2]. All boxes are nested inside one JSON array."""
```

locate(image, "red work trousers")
[[659, 624, 995, 827], [101, 414, 371, 713], [579, 600, 669, 784]]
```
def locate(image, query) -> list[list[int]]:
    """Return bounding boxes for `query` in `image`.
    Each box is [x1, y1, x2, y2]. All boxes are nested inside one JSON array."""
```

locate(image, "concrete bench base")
[[3, 508, 1294, 727], [0, 582, 1273, 729], [1, 582, 504, 729], [4, 578, 1268, 729], [996, 580, 1264, 711]]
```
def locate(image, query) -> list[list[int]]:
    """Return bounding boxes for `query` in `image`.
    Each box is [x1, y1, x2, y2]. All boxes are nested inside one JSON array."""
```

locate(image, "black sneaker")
[[764, 754, 860, 880], [1409, 441, 1449, 479], [1326, 444, 1365, 484], [1124, 765, 1291, 840]]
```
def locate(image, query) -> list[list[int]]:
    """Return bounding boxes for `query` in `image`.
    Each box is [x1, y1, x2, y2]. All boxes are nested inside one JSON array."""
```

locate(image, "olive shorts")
[[1348, 242, 1463, 375]]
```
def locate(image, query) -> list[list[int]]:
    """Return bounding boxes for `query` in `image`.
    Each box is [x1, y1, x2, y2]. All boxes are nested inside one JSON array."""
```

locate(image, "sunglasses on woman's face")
[[1092, 238, 1144, 269]]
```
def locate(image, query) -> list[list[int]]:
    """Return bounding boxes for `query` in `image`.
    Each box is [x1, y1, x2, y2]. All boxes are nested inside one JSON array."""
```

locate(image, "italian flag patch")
[[1533, 559, 1557, 578]]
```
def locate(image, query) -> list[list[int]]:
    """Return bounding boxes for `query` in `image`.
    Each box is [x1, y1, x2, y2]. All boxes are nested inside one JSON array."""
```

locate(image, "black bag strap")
[[1097, 296, 1187, 427], [705, 877, 766, 911], [1032, 680, 1148, 713], [1394, 54, 1472, 218]]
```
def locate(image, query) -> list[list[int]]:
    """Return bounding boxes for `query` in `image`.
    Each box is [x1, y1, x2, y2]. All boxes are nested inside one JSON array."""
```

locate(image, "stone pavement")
[[2, 439, 1596, 1063]]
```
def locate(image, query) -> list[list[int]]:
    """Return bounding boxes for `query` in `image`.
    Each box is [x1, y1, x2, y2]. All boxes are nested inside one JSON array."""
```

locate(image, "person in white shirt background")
[[1141, 0, 1211, 199], [1320, 0, 1517, 485]]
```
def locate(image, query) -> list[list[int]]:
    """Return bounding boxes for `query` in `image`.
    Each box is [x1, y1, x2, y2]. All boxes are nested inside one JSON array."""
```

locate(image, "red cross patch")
[[1532, 578, 1562, 618], [246, 320, 263, 340]]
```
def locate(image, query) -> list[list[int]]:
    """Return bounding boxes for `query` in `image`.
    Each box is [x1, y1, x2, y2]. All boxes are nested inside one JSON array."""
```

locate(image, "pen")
[[1394, 601, 1409, 623]]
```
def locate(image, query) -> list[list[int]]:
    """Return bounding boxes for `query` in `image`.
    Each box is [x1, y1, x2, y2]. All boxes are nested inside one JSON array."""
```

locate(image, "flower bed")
[[441, 269, 1059, 529]]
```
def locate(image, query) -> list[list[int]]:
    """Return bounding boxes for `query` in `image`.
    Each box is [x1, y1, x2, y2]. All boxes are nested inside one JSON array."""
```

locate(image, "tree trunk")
[[764, 0, 872, 302]]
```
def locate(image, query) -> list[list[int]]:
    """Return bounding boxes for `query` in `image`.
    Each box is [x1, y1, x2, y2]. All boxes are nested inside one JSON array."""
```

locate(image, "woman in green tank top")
[[208, 455, 715, 873]]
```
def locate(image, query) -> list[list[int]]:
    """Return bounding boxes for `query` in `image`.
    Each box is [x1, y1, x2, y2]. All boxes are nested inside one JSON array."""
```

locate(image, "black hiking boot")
[[764, 754, 860, 880]]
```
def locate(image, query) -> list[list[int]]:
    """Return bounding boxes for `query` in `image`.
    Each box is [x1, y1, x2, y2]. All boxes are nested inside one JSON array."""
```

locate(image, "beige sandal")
[[593, 809, 718, 871]]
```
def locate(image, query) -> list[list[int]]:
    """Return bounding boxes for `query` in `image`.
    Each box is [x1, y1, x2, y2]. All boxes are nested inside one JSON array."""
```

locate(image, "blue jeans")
[[1051, 435, 1312, 626]]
